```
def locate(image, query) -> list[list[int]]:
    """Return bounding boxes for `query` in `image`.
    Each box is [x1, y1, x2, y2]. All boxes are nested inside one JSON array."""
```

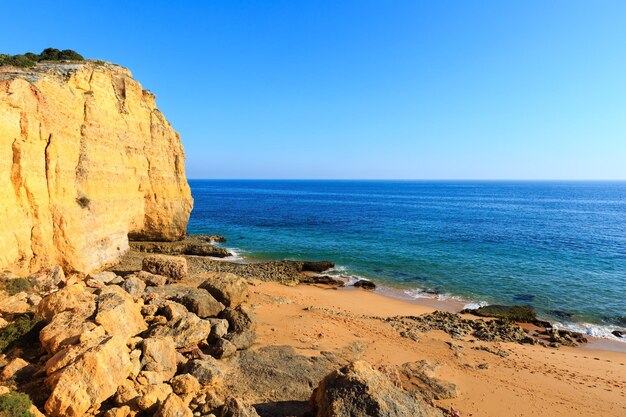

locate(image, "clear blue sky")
[[3, 1, 625, 179]]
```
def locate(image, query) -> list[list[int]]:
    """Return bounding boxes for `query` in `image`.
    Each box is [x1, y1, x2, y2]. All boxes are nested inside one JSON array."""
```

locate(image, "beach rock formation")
[[310, 361, 443, 417], [0, 61, 193, 275]]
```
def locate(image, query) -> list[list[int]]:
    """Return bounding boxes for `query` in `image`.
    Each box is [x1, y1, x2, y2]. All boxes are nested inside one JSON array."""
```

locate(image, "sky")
[[2, 1, 626, 179]]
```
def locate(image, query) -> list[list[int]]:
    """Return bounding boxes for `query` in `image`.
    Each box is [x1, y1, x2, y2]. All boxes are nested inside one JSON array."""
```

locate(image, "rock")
[[612, 330, 625, 338], [142, 255, 188, 281], [543, 328, 588, 347], [463, 305, 538, 323], [311, 361, 443, 417], [301, 275, 345, 287], [136, 383, 173, 412], [95, 285, 147, 339], [209, 338, 238, 359], [141, 336, 177, 381], [29, 266, 65, 292], [353, 280, 376, 290], [221, 304, 257, 350], [39, 310, 99, 354], [171, 374, 200, 403], [121, 276, 147, 297], [131, 237, 230, 258], [103, 406, 133, 417], [199, 273, 249, 308], [0, 61, 193, 276], [208, 318, 229, 342], [299, 261, 335, 273], [132, 270, 168, 287], [381, 361, 457, 400], [219, 397, 260, 417], [154, 393, 193, 417], [114, 379, 139, 405], [0, 357, 32, 381], [89, 271, 118, 284], [177, 288, 225, 318], [147, 311, 213, 349], [183, 357, 224, 386], [36, 283, 96, 322], [44, 335, 133, 417], [0, 292, 30, 314]]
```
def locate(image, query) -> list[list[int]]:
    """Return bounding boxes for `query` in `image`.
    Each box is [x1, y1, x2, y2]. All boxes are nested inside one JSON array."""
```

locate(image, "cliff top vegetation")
[[0, 48, 84, 68]]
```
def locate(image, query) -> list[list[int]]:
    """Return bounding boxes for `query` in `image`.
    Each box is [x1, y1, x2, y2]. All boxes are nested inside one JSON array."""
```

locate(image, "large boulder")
[[182, 357, 224, 386], [199, 273, 249, 307], [39, 310, 100, 354], [147, 311, 213, 349], [142, 255, 187, 281], [141, 337, 177, 381], [95, 286, 147, 339], [36, 284, 96, 322], [221, 304, 257, 350], [176, 288, 224, 318], [45, 336, 133, 417], [310, 361, 443, 417]]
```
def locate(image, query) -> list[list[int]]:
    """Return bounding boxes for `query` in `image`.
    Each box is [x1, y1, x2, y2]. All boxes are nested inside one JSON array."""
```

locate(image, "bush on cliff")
[[0, 48, 84, 68], [0, 392, 34, 417], [0, 314, 43, 353]]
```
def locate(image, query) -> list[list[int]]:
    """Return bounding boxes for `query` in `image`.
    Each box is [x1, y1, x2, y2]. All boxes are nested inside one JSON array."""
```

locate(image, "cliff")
[[0, 61, 193, 274]]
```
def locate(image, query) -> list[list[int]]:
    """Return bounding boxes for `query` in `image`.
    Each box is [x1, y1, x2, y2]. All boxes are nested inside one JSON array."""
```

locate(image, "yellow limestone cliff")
[[0, 61, 193, 274]]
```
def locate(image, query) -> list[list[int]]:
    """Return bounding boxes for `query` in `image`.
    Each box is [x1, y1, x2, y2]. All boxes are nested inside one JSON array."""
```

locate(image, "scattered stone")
[[141, 336, 177, 381], [95, 285, 147, 339], [39, 310, 99, 354], [183, 357, 224, 386], [154, 393, 193, 417], [199, 273, 250, 307], [209, 338, 237, 359], [171, 374, 201, 403], [541, 328, 588, 347], [208, 318, 229, 342], [353, 280, 376, 290], [88, 271, 119, 284], [177, 288, 225, 318], [131, 271, 168, 287], [472, 345, 510, 357], [147, 310, 213, 349], [28, 266, 65, 292], [0, 357, 32, 381], [136, 383, 173, 412], [219, 397, 260, 417], [311, 361, 443, 417], [121, 276, 146, 297], [221, 305, 257, 350], [0, 292, 30, 314], [142, 255, 188, 281], [381, 360, 458, 400]]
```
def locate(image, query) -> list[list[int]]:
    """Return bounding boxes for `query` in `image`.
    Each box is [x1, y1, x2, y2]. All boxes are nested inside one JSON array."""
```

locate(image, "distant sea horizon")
[[187, 179, 626, 341]]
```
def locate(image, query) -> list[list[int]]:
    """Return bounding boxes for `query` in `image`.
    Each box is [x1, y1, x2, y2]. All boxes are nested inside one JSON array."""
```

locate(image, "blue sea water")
[[187, 180, 626, 339]]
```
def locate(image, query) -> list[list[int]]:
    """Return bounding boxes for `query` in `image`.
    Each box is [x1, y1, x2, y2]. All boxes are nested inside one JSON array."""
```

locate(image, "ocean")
[[187, 180, 626, 340]]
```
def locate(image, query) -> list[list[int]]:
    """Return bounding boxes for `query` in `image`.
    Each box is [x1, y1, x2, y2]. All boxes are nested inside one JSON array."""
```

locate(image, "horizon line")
[[186, 178, 626, 182]]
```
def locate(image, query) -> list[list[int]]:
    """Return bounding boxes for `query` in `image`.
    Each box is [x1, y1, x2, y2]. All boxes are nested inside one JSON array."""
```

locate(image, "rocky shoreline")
[[0, 233, 617, 417]]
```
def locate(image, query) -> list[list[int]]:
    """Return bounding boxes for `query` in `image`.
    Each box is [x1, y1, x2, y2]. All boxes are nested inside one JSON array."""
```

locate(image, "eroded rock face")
[[0, 61, 193, 275], [311, 361, 443, 417]]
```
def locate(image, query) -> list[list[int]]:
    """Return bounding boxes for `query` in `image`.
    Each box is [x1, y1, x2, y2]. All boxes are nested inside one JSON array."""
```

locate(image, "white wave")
[[553, 322, 626, 343]]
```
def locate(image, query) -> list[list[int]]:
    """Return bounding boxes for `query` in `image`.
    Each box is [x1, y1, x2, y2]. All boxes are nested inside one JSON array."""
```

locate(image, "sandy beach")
[[245, 280, 626, 417]]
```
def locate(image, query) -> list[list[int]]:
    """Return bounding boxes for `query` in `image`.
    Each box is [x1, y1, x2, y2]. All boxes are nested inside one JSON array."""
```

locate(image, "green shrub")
[[0, 392, 34, 417], [1, 278, 32, 296], [0, 315, 43, 353], [0, 48, 84, 67]]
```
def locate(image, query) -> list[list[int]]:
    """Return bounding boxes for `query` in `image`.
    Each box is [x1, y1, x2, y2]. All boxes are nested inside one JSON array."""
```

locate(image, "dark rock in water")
[[548, 309, 574, 320], [513, 293, 535, 302], [463, 305, 538, 323], [300, 261, 335, 273], [310, 360, 443, 417], [612, 330, 625, 338], [300, 275, 345, 287], [354, 280, 376, 290], [196, 234, 227, 243]]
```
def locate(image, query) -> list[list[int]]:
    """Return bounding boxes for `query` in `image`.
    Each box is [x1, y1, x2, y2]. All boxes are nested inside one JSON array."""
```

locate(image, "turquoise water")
[[187, 180, 626, 339]]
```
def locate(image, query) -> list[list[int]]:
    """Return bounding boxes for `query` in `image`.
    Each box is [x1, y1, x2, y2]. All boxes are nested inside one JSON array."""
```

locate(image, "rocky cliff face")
[[0, 61, 193, 274]]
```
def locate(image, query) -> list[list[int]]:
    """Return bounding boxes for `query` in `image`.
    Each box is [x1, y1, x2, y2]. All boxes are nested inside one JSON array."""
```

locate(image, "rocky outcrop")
[[310, 361, 443, 417], [0, 61, 193, 275]]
